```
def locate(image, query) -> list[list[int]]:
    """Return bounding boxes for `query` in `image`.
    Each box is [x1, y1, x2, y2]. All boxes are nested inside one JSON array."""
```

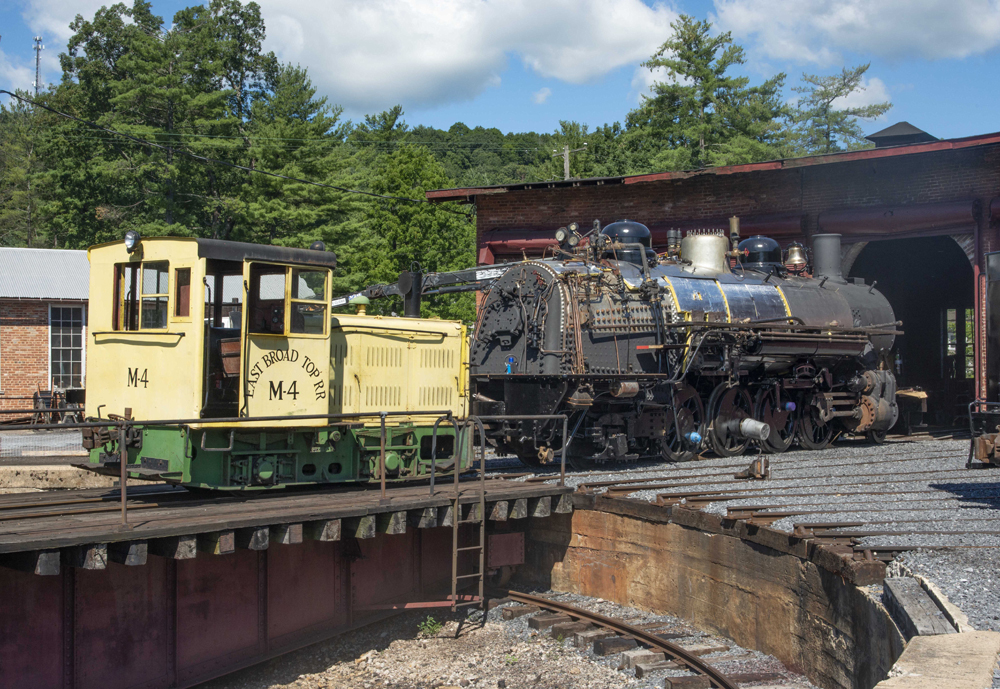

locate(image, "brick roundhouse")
[[428, 124, 1000, 421]]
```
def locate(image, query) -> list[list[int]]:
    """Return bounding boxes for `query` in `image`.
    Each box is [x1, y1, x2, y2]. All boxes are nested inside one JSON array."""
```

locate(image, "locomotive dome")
[[601, 220, 652, 248], [738, 235, 783, 272]]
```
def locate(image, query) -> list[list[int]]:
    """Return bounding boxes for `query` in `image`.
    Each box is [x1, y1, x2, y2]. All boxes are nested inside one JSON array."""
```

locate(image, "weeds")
[[418, 616, 444, 636]]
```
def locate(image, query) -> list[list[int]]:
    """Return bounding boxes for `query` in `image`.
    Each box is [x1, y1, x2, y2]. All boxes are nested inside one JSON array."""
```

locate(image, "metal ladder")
[[450, 419, 486, 611]]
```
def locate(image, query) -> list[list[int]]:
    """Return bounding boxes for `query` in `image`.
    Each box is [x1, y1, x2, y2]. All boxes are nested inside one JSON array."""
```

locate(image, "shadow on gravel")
[[929, 481, 1000, 510], [199, 608, 478, 689]]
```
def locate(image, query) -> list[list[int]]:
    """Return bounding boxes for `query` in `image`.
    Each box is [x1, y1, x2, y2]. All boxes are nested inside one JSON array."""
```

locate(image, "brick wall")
[[0, 300, 52, 400], [475, 144, 1000, 251]]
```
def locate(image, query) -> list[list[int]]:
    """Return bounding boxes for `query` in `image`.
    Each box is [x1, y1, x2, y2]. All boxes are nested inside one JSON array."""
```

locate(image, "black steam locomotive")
[[350, 219, 900, 470]]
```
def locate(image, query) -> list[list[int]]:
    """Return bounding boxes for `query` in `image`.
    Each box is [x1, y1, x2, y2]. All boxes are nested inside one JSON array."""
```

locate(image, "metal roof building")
[[0, 248, 90, 400], [0, 248, 89, 301]]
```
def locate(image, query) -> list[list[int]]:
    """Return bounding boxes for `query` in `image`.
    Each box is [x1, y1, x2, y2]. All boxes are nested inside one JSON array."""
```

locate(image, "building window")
[[51, 306, 85, 389], [114, 261, 169, 330]]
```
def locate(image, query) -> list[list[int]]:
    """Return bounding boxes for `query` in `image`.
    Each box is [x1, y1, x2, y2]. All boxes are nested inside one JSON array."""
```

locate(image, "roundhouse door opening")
[[848, 236, 974, 424]]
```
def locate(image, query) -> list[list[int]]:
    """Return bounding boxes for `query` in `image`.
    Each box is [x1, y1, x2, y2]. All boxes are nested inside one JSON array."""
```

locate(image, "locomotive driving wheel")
[[754, 385, 797, 453], [659, 383, 706, 462], [706, 383, 753, 458], [796, 393, 835, 451], [866, 429, 887, 444]]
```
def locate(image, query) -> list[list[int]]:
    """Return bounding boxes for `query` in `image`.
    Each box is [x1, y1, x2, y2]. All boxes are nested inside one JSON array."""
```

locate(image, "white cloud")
[[630, 64, 669, 102], [0, 50, 36, 94], [713, 0, 1000, 64], [532, 87, 552, 104], [21, 0, 109, 42], [14, 0, 679, 112], [832, 76, 890, 114], [257, 0, 680, 111]]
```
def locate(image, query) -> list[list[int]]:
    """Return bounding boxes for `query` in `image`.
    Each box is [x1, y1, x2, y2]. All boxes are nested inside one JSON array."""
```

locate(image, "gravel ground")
[[199, 591, 816, 689], [492, 436, 1000, 685], [511, 437, 1000, 551]]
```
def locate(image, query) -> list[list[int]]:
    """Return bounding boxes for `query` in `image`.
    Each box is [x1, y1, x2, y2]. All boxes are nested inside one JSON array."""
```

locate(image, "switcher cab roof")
[[88, 237, 338, 269]]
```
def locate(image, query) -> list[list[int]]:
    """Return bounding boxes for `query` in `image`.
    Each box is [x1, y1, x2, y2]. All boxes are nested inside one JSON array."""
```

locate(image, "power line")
[[0, 89, 472, 217]]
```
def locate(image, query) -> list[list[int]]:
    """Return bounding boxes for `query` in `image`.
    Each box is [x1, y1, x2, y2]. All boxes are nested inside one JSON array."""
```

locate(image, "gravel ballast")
[[200, 591, 817, 689]]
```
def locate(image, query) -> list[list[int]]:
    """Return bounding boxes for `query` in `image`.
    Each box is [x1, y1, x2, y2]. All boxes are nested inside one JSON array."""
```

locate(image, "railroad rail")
[[506, 591, 739, 689]]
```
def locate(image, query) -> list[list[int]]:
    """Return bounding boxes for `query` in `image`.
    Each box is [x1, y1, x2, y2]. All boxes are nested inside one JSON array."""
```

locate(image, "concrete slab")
[[875, 631, 1000, 688], [0, 465, 151, 490]]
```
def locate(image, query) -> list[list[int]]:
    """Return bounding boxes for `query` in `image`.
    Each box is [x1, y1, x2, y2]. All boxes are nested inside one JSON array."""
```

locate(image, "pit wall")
[[520, 502, 905, 689]]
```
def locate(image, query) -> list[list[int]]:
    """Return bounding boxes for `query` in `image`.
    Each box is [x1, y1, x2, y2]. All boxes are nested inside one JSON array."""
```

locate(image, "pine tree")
[[625, 15, 788, 171], [360, 145, 475, 322], [0, 91, 45, 246], [792, 64, 892, 154]]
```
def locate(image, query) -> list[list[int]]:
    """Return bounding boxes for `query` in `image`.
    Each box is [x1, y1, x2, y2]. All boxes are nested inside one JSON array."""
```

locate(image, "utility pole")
[[552, 142, 587, 180], [33, 36, 44, 96]]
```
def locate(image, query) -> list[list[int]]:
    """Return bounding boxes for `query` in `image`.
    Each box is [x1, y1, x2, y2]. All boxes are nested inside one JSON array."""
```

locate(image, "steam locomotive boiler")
[[469, 221, 900, 468]]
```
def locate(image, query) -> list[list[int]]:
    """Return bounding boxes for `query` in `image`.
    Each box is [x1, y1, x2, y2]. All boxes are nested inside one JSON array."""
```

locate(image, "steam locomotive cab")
[[471, 221, 899, 469]]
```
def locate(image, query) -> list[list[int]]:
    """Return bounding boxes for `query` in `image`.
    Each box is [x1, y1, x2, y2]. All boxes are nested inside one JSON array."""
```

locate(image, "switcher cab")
[[86, 237, 339, 424], [83, 236, 468, 489]]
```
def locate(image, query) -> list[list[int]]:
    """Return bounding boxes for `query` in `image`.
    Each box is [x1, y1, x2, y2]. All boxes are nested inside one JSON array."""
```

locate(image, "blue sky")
[[1, 0, 998, 140]]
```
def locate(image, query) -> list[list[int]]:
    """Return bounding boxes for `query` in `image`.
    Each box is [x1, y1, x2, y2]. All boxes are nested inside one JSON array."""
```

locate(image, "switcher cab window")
[[113, 261, 169, 331], [247, 263, 329, 337]]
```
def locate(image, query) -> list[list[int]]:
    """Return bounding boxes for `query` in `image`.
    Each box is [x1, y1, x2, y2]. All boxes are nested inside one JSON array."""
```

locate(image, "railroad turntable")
[[1, 228, 997, 689]]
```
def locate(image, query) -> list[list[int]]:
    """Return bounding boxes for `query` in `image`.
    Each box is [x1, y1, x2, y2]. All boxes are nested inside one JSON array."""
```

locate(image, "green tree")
[[0, 91, 46, 246], [625, 15, 788, 171], [243, 64, 355, 248], [792, 64, 892, 154], [360, 145, 475, 321]]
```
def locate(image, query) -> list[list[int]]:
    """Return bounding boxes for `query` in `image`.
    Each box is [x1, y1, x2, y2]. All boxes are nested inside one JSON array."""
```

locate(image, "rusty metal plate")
[[488, 532, 524, 568]]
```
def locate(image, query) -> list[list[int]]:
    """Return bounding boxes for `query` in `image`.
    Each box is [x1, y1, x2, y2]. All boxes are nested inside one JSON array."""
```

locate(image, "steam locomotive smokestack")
[[812, 233, 843, 282]]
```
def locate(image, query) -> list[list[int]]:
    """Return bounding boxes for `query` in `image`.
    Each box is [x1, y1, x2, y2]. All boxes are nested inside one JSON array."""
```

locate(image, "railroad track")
[[512, 439, 1000, 561], [503, 591, 804, 688]]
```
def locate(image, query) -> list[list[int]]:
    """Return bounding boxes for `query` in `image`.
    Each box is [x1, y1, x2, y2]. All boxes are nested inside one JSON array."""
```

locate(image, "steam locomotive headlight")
[[123, 230, 141, 254], [555, 227, 569, 243]]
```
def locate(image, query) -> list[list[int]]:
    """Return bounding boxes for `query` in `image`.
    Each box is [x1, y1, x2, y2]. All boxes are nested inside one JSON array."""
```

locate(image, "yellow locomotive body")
[[83, 236, 467, 488]]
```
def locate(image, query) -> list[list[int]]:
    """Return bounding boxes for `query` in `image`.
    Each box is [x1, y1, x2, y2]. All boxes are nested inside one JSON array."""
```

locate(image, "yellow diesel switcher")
[[81, 233, 468, 489]]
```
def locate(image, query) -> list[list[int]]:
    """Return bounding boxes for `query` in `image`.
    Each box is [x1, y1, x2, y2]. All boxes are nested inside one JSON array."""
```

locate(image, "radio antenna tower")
[[33, 36, 44, 96]]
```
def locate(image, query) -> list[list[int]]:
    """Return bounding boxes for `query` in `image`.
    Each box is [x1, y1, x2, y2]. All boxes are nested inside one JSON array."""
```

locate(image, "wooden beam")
[[305, 519, 341, 542], [63, 544, 107, 570], [197, 530, 235, 555], [437, 505, 455, 528], [108, 541, 148, 567], [0, 550, 60, 576], [270, 523, 303, 545], [489, 501, 509, 521], [408, 508, 438, 529], [377, 512, 407, 535], [344, 516, 375, 539], [528, 496, 551, 518], [510, 498, 528, 520], [236, 527, 269, 551], [149, 535, 197, 560], [554, 494, 573, 514]]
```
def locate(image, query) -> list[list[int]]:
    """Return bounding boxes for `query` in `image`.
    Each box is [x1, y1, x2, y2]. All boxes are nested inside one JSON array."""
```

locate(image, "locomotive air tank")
[[470, 221, 899, 468]]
